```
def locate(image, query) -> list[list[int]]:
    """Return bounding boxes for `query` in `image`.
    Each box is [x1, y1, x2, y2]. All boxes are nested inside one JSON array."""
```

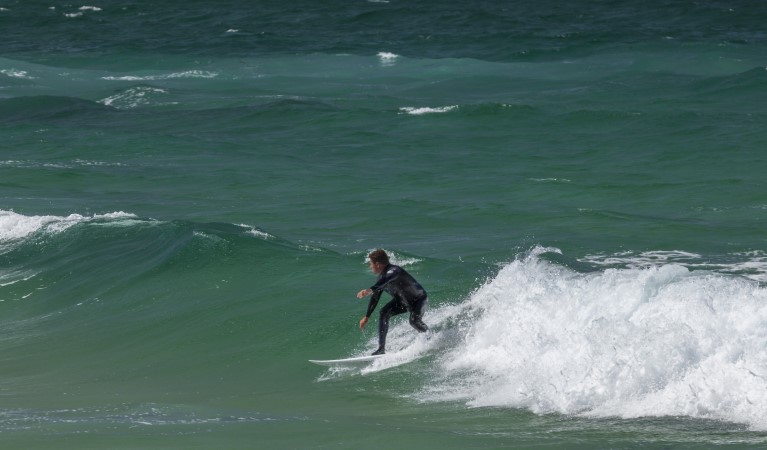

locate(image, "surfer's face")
[[369, 261, 385, 274]]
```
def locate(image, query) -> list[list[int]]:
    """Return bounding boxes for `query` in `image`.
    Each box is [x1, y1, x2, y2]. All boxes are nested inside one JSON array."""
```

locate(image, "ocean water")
[[2, 1, 767, 448]]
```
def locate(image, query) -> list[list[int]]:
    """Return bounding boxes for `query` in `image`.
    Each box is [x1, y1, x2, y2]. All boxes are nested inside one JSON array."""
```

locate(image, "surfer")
[[357, 249, 429, 355]]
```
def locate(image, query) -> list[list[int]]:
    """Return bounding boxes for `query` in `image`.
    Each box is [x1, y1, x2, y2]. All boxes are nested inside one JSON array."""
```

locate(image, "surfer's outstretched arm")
[[357, 289, 373, 331], [359, 290, 382, 330], [357, 289, 373, 329]]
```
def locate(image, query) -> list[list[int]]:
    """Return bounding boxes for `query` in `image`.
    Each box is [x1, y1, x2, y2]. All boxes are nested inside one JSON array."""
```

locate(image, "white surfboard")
[[308, 354, 384, 367]]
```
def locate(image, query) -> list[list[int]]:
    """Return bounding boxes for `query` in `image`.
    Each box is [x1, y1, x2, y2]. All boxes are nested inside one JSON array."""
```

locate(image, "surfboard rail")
[[308, 354, 384, 367]]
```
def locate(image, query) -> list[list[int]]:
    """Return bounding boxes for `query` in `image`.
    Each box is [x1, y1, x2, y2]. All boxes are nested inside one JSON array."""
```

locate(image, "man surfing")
[[357, 249, 429, 355]]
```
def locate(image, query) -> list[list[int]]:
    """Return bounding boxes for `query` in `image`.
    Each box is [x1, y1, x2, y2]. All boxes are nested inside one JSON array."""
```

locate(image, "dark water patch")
[[0, 96, 116, 125]]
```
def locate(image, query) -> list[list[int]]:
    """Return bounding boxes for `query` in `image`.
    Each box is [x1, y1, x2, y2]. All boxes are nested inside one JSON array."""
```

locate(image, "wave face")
[[5, 211, 765, 433], [0, 209, 320, 402]]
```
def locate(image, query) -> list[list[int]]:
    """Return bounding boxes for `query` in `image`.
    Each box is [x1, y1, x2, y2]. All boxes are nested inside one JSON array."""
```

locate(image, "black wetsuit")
[[365, 264, 429, 353]]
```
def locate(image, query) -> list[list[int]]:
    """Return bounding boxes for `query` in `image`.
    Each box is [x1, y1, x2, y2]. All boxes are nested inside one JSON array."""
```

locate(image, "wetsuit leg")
[[408, 297, 429, 333], [377, 298, 408, 352]]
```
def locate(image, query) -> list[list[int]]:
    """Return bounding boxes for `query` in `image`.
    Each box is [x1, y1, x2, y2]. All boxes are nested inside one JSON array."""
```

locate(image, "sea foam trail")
[[416, 249, 767, 430]]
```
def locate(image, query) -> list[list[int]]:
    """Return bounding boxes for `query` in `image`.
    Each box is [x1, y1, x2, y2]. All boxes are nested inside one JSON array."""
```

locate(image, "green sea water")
[[2, 1, 767, 448]]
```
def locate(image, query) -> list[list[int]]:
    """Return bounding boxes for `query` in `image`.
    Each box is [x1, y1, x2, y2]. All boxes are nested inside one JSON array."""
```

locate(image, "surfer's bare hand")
[[357, 289, 371, 299], [359, 317, 368, 330]]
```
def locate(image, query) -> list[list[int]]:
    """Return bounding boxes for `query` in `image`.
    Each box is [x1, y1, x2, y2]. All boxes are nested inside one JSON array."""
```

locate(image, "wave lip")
[[582, 250, 767, 282], [98, 86, 169, 109], [399, 105, 459, 115], [0, 209, 137, 244], [101, 70, 219, 81], [377, 52, 399, 66], [422, 248, 767, 430]]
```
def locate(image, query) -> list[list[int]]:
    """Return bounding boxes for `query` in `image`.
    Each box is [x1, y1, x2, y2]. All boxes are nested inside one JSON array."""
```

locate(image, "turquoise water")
[[2, 1, 767, 448]]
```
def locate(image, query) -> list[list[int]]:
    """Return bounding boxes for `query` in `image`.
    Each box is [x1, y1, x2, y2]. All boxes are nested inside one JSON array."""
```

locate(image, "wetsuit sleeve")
[[365, 290, 382, 318], [369, 278, 387, 293], [364, 265, 398, 318], [369, 266, 398, 293]]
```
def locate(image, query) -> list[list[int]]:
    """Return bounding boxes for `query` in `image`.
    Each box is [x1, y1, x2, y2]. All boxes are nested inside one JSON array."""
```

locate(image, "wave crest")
[[0, 209, 137, 244], [417, 249, 767, 430]]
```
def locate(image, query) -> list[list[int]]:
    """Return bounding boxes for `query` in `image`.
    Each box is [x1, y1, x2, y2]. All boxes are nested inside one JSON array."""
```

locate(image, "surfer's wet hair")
[[368, 249, 389, 266]]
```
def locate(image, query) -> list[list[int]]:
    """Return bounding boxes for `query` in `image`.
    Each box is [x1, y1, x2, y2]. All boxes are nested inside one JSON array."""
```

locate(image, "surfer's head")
[[368, 249, 389, 274]]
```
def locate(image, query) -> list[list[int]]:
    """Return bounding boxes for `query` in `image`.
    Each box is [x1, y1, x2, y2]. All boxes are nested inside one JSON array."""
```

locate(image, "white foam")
[[413, 248, 767, 430], [0, 210, 77, 242], [399, 106, 458, 115], [582, 250, 767, 282], [360, 249, 421, 268], [1, 69, 35, 80], [529, 177, 572, 183], [0, 271, 37, 287], [362, 332, 433, 374], [99, 86, 168, 109], [238, 224, 274, 240], [79, 6, 102, 11], [101, 70, 218, 81], [317, 327, 437, 381], [377, 52, 399, 66], [0, 160, 125, 169], [72, 159, 126, 167], [583, 250, 703, 266], [0, 210, 137, 243]]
